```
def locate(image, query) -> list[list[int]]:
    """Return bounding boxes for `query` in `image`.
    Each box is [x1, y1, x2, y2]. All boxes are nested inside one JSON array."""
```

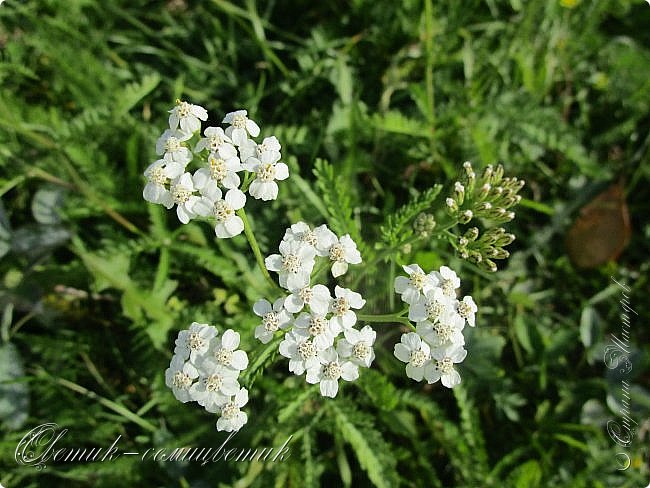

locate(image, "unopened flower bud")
[[454, 181, 465, 205], [491, 247, 510, 259], [446, 198, 458, 214], [459, 209, 473, 224], [493, 164, 504, 183], [478, 183, 491, 200], [480, 259, 497, 272], [464, 227, 479, 241], [413, 212, 436, 237], [475, 202, 492, 215], [482, 165, 493, 183], [463, 162, 476, 192]]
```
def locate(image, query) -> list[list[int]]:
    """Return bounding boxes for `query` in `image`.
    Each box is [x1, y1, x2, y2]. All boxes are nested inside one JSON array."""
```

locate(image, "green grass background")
[[0, 0, 649, 486]]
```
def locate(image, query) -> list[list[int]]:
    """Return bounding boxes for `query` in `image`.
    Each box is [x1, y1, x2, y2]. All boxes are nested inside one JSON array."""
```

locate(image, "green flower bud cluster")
[[413, 212, 437, 237], [448, 162, 524, 272], [457, 227, 516, 272], [446, 162, 524, 224]]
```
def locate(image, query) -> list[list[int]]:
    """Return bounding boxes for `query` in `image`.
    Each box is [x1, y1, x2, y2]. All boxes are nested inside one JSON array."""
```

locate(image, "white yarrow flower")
[[293, 312, 339, 350], [305, 347, 359, 398], [193, 151, 242, 190], [424, 344, 467, 388], [282, 221, 318, 247], [165, 355, 199, 403], [248, 154, 289, 201], [189, 365, 241, 413], [173, 322, 218, 362], [336, 325, 376, 368], [222, 110, 260, 146], [394, 264, 437, 305], [393, 332, 432, 382], [239, 135, 281, 164], [195, 126, 235, 154], [329, 286, 366, 331], [143, 158, 175, 209], [408, 287, 455, 324], [199, 329, 249, 372], [193, 184, 246, 238], [279, 330, 320, 375], [169, 100, 208, 133], [327, 234, 362, 277], [433, 265, 461, 297], [284, 284, 331, 315], [155, 129, 193, 165], [253, 298, 293, 344], [416, 311, 465, 348], [456, 295, 478, 327], [216, 388, 249, 432], [170, 172, 201, 224], [265, 240, 316, 290]]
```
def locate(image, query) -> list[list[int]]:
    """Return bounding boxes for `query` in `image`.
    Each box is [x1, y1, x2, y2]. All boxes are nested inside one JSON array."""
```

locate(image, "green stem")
[[311, 257, 330, 283], [237, 207, 279, 291], [350, 234, 420, 288], [357, 313, 412, 327]]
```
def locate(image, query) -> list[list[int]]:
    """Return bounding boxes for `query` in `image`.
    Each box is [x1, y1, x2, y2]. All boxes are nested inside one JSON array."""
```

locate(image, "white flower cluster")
[[252, 221, 372, 398], [165, 322, 250, 432], [393, 265, 477, 388], [143, 101, 289, 237]]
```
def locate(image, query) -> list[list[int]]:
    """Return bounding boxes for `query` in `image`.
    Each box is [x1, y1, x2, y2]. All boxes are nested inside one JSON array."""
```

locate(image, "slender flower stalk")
[[237, 208, 280, 291]]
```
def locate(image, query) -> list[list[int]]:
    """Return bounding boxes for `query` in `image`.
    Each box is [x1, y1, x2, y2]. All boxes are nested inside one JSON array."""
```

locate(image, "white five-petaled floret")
[[189, 365, 241, 413], [337, 325, 376, 368], [293, 312, 339, 351], [433, 265, 461, 298], [253, 298, 293, 344], [195, 126, 235, 154], [424, 343, 467, 388], [143, 158, 178, 209], [222, 110, 260, 146], [284, 283, 332, 315], [394, 264, 437, 305], [416, 310, 465, 348], [198, 329, 249, 372], [216, 388, 249, 432], [173, 322, 217, 362], [408, 287, 455, 324], [279, 330, 321, 375], [305, 347, 359, 398], [169, 99, 208, 134], [193, 151, 242, 191], [393, 332, 432, 382], [155, 129, 193, 165], [165, 355, 199, 403], [193, 183, 247, 238], [247, 152, 289, 201], [265, 240, 316, 290], [170, 172, 201, 224], [456, 295, 477, 327], [239, 135, 281, 165], [327, 234, 362, 277], [329, 286, 366, 331]]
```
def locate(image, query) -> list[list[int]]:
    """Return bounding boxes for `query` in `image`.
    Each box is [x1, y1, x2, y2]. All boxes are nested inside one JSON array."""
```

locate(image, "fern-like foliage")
[[380, 184, 442, 247], [329, 400, 400, 488], [312, 158, 365, 251]]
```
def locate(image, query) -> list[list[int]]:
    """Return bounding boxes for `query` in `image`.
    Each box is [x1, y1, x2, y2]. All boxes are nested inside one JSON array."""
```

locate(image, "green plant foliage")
[[0, 0, 648, 487]]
